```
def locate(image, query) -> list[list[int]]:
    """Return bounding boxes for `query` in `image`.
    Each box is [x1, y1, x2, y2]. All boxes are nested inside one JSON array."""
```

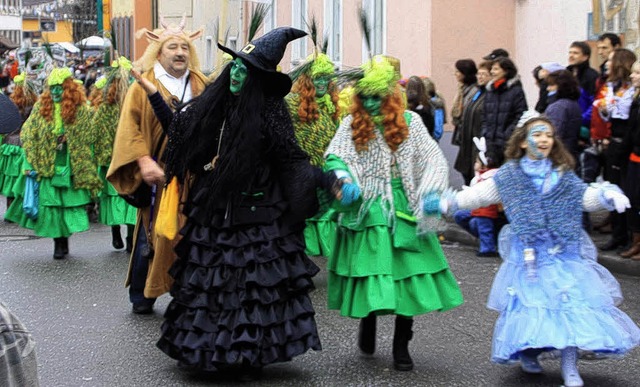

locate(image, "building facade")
[[0, 0, 22, 47]]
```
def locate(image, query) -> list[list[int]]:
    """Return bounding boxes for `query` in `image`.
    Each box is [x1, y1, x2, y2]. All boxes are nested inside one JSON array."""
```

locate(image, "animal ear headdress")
[[473, 136, 488, 166], [134, 13, 203, 72]]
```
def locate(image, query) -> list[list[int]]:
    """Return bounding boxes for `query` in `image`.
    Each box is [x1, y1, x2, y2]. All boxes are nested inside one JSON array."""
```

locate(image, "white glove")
[[604, 189, 631, 213], [439, 197, 449, 215]]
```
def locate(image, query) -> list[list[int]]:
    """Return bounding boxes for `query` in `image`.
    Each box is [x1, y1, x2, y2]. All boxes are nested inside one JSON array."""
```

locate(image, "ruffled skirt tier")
[[157, 187, 322, 371]]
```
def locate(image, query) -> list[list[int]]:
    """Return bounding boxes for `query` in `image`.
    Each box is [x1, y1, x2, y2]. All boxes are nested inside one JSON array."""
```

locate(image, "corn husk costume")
[[0, 73, 35, 198], [325, 52, 463, 318], [286, 24, 340, 257], [107, 16, 208, 298], [5, 67, 102, 238], [92, 57, 136, 226]]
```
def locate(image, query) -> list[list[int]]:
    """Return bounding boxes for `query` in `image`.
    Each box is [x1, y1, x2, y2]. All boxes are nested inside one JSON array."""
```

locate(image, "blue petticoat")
[[488, 225, 640, 364]]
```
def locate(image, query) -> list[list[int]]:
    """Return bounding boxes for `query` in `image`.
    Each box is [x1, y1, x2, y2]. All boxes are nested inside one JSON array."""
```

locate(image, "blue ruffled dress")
[[489, 158, 640, 364]]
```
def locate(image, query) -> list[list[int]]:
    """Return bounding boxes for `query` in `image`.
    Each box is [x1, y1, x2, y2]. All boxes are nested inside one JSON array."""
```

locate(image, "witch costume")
[[156, 27, 337, 375], [286, 52, 340, 257], [324, 55, 463, 371], [91, 58, 137, 249], [5, 68, 102, 259]]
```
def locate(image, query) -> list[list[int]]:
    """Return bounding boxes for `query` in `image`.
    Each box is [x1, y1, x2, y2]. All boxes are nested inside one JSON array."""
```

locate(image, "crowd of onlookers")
[[399, 33, 640, 261]]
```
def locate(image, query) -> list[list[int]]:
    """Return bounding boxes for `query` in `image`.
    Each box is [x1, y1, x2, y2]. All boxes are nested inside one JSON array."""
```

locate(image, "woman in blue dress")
[[439, 112, 640, 387]]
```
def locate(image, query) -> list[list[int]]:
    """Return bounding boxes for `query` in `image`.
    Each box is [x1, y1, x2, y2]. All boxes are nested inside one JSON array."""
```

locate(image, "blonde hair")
[[133, 32, 201, 73]]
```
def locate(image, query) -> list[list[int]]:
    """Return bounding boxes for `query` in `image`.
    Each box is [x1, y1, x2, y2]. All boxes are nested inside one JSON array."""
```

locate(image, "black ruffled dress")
[[156, 97, 324, 371]]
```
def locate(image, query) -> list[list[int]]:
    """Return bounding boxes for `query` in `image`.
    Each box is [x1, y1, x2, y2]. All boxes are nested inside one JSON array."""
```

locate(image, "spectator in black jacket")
[[481, 57, 527, 158], [567, 41, 599, 130]]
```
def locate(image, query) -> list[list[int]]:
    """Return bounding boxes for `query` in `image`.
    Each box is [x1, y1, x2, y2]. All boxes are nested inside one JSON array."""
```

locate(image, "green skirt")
[[4, 149, 92, 238], [0, 144, 24, 197], [327, 178, 464, 318], [97, 166, 137, 226]]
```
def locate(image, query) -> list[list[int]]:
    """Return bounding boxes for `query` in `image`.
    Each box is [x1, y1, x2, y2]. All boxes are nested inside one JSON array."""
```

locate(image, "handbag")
[[155, 176, 180, 240], [23, 172, 39, 220], [120, 132, 166, 208]]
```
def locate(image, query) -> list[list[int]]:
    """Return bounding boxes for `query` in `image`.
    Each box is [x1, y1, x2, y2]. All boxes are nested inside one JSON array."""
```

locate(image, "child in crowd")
[[453, 137, 501, 257], [438, 113, 640, 387]]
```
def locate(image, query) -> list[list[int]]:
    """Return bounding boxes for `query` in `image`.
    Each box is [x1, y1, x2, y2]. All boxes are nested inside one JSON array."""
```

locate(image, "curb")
[[442, 222, 640, 277]]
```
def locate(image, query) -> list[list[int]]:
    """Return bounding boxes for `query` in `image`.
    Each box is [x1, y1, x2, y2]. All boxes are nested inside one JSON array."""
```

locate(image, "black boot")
[[61, 237, 69, 255], [53, 238, 65, 259], [358, 312, 377, 355], [111, 225, 124, 249], [393, 316, 414, 371]]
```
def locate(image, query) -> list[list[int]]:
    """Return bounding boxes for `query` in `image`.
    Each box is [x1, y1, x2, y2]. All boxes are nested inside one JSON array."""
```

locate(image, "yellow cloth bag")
[[155, 177, 180, 240]]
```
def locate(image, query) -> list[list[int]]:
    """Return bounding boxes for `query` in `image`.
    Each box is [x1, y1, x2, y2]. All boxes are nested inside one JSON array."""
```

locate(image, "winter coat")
[[481, 76, 528, 155], [545, 98, 583, 161], [568, 61, 599, 128], [454, 86, 486, 183]]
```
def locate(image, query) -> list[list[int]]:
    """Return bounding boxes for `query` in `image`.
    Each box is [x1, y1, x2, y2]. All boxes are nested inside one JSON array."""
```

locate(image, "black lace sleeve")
[[262, 98, 337, 225], [162, 102, 197, 182], [147, 92, 173, 132]]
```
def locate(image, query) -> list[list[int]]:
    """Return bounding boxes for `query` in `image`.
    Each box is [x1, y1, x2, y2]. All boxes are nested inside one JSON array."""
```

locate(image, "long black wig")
[[163, 60, 268, 204]]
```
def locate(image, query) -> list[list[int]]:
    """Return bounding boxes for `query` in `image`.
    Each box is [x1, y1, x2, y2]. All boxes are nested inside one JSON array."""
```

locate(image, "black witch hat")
[[217, 27, 307, 97]]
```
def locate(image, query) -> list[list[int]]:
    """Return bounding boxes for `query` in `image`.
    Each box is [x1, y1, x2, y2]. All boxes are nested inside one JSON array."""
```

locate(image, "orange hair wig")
[[39, 78, 87, 124], [10, 85, 37, 116], [350, 88, 408, 152], [88, 87, 103, 108], [292, 74, 340, 123]]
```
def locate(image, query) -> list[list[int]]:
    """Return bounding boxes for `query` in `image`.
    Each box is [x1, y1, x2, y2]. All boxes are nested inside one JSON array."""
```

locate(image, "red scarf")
[[493, 78, 506, 90]]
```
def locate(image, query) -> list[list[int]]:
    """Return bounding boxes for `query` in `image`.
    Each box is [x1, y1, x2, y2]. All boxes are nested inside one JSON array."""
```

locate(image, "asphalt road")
[[1, 215, 639, 387], [1, 134, 639, 386]]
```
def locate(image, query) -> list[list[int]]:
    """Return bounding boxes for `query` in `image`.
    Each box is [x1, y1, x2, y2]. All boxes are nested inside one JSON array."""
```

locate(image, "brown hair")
[[478, 61, 493, 72], [406, 75, 430, 111], [504, 116, 575, 170], [291, 73, 340, 123], [608, 48, 637, 83], [88, 86, 103, 108], [350, 88, 408, 152], [9, 84, 37, 116], [39, 78, 87, 124]]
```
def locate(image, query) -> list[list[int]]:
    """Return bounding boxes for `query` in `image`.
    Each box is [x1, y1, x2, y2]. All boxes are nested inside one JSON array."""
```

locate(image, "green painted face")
[[230, 58, 248, 95], [313, 76, 330, 97], [50, 85, 63, 102], [361, 94, 382, 117]]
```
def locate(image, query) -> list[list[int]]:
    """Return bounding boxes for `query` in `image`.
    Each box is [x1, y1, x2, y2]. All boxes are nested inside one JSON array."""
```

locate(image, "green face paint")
[[361, 94, 382, 117], [313, 76, 330, 97], [50, 85, 63, 103], [230, 58, 248, 95]]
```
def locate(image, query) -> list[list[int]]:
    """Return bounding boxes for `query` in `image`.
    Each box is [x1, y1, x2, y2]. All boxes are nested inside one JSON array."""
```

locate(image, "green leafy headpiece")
[[355, 55, 399, 97], [47, 67, 72, 86]]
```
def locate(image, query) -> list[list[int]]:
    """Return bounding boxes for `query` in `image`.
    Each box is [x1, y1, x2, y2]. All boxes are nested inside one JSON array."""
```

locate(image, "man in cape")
[[107, 16, 208, 314]]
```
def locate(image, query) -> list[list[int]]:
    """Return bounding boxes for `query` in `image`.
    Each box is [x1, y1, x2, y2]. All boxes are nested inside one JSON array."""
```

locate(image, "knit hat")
[[483, 48, 509, 61], [540, 62, 565, 73], [217, 27, 307, 97]]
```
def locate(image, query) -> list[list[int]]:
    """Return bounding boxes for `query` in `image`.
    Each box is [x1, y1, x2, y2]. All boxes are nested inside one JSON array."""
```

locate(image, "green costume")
[[286, 92, 339, 256], [0, 143, 24, 197], [286, 53, 339, 257], [93, 102, 136, 226], [5, 95, 102, 238], [325, 108, 463, 318]]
